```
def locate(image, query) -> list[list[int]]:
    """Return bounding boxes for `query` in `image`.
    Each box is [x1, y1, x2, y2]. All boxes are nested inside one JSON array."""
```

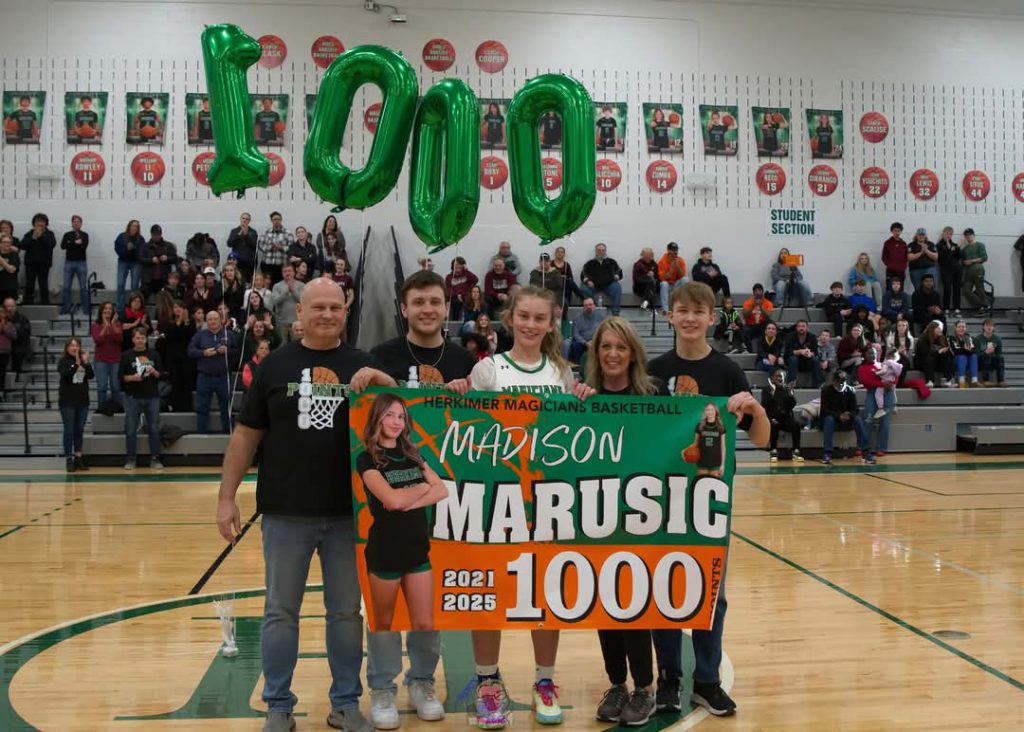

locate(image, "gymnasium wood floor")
[[1, 454, 1022, 731]]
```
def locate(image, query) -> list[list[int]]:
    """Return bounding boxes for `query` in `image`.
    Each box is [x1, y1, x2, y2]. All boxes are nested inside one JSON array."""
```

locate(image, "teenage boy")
[[960, 228, 989, 313], [848, 279, 877, 313], [881, 279, 909, 322], [819, 281, 851, 337], [881, 222, 908, 289], [691, 246, 731, 298], [911, 273, 944, 333], [817, 328, 836, 379], [647, 281, 769, 717]]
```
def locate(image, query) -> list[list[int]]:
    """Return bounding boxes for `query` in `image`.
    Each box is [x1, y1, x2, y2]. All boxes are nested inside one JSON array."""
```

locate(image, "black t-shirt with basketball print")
[[708, 124, 727, 150], [597, 117, 617, 147], [370, 336, 476, 388], [136, 109, 160, 130], [238, 340, 382, 517], [816, 125, 833, 154], [762, 123, 779, 151], [356, 451, 430, 573], [647, 348, 753, 432], [255, 110, 280, 142], [541, 115, 562, 147], [75, 110, 99, 128], [12, 110, 36, 139], [484, 113, 504, 144], [695, 423, 725, 469]]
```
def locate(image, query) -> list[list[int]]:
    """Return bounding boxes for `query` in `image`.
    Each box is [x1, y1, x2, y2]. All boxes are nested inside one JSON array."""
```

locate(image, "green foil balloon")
[[305, 46, 419, 209], [200, 24, 269, 196], [507, 74, 596, 245], [408, 79, 481, 253]]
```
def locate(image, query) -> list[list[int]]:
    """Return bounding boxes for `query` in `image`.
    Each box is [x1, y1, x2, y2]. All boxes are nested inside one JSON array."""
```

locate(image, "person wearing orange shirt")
[[741, 284, 774, 352], [657, 242, 687, 313]]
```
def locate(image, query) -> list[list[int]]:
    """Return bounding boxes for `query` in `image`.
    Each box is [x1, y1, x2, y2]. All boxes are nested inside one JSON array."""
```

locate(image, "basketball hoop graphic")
[[297, 367, 345, 430]]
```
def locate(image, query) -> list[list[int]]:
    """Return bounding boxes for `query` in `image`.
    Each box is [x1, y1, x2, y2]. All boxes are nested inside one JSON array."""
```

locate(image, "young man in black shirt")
[[133, 96, 162, 139], [11, 96, 39, 141], [254, 97, 282, 145], [20, 212, 56, 304], [596, 106, 618, 151], [217, 278, 394, 732], [194, 97, 214, 142], [227, 212, 258, 281], [540, 111, 562, 148], [690, 247, 731, 298], [73, 96, 99, 139], [60, 214, 90, 316], [784, 319, 823, 387], [120, 327, 163, 470], [647, 282, 768, 717]]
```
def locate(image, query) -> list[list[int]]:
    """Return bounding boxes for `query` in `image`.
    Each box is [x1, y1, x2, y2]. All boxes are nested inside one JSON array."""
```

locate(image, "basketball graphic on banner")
[[859, 112, 889, 143], [481, 156, 508, 189], [69, 151, 105, 186], [1012, 172, 1024, 203], [258, 35, 287, 68], [130, 152, 165, 186], [541, 157, 562, 191], [909, 168, 939, 201], [364, 103, 381, 134], [859, 167, 890, 198], [596, 158, 622, 192], [961, 170, 991, 201], [808, 164, 838, 197], [756, 163, 786, 195], [422, 39, 456, 71], [311, 36, 344, 69], [475, 40, 508, 73], [645, 161, 677, 193], [191, 152, 215, 186], [266, 152, 286, 186]]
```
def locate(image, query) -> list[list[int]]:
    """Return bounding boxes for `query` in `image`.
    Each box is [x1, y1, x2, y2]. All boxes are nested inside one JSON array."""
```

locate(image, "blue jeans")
[[909, 266, 938, 295], [652, 582, 727, 684], [62, 260, 90, 315], [366, 630, 440, 692], [261, 515, 363, 712], [786, 355, 824, 387], [860, 389, 893, 452], [774, 279, 813, 307], [93, 360, 121, 408], [821, 412, 869, 454], [581, 281, 622, 314], [59, 404, 88, 455], [116, 260, 142, 312], [955, 353, 979, 381], [195, 372, 231, 434], [124, 395, 160, 458], [659, 279, 687, 312]]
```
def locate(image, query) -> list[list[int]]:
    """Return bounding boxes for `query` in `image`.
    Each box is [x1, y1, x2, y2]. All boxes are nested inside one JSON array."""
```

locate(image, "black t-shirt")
[[908, 240, 937, 270], [647, 348, 753, 432], [597, 117, 617, 146], [119, 348, 163, 398], [255, 110, 280, 142], [484, 113, 504, 143], [58, 357, 94, 407], [357, 451, 430, 572], [708, 124, 727, 150], [816, 125, 833, 153], [137, 109, 160, 130], [237, 341, 381, 517], [541, 115, 562, 146], [762, 123, 779, 150], [370, 336, 476, 388], [61, 230, 89, 261], [651, 121, 669, 149], [74, 110, 98, 128], [695, 423, 725, 469], [12, 110, 36, 139], [197, 110, 213, 140], [0, 249, 19, 293]]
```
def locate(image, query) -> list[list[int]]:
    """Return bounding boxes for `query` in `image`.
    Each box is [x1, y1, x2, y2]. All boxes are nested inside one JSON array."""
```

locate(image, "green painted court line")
[[0, 525, 25, 540], [732, 531, 1024, 692]]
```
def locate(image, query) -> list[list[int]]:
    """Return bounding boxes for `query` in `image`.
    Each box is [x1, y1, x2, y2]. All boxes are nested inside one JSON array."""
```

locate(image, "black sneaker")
[[690, 682, 736, 716], [595, 684, 629, 722], [821, 452, 832, 465], [655, 675, 680, 712]]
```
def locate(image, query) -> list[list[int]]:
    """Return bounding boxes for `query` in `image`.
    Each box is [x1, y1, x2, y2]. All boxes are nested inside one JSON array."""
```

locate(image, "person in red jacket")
[[881, 222, 908, 290], [445, 256, 479, 321], [242, 338, 270, 389], [856, 346, 892, 458], [91, 301, 124, 411], [483, 257, 518, 317]]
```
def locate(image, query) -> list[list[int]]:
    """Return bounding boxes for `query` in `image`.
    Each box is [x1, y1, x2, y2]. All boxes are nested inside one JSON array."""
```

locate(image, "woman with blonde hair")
[[847, 252, 883, 304]]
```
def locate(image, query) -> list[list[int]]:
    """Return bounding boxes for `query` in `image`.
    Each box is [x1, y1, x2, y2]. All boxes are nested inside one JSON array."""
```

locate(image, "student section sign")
[[767, 207, 819, 237], [349, 388, 736, 631]]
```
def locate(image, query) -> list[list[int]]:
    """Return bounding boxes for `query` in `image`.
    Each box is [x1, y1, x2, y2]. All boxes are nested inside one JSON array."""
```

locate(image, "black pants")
[[696, 274, 731, 298], [23, 264, 50, 304], [0, 353, 9, 395], [597, 629, 654, 687], [632, 277, 658, 307], [940, 266, 962, 310], [916, 351, 952, 384], [769, 417, 802, 451]]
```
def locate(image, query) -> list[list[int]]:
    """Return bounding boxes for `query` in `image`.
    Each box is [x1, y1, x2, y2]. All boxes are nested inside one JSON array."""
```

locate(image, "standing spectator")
[[188, 310, 238, 434], [770, 248, 812, 306], [847, 252, 883, 305], [656, 242, 687, 311], [713, 296, 743, 353], [837, 323, 868, 375], [271, 264, 305, 342], [632, 247, 660, 311], [121, 291, 151, 350], [60, 215, 90, 315], [19, 213, 56, 304], [881, 278, 909, 322], [907, 228, 938, 294], [331, 259, 355, 311], [139, 224, 178, 296], [817, 328, 836, 379], [915, 320, 952, 388], [784, 319, 823, 387], [177, 259, 196, 291], [57, 337, 94, 472], [185, 232, 219, 269], [158, 300, 197, 413], [242, 338, 270, 390], [529, 253, 565, 303], [948, 319, 980, 388], [0, 220, 17, 250], [881, 222, 908, 289], [245, 271, 274, 313], [857, 347, 893, 458], [0, 234, 21, 302], [242, 319, 281, 363], [461, 286, 485, 331], [162, 269, 186, 302], [494, 240, 521, 277], [220, 261, 247, 325], [819, 369, 870, 465], [960, 228, 989, 313], [258, 211, 293, 283], [483, 257, 517, 316], [754, 321, 783, 374], [1015, 233, 1024, 295], [121, 327, 164, 470], [936, 226, 962, 314], [416, 255, 434, 272], [911, 273, 944, 333], [691, 247, 731, 298], [977, 318, 1007, 387], [91, 302, 122, 411], [566, 296, 606, 364], [4, 298, 30, 376], [185, 271, 219, 315], [551, 245, 583, 306], [581, 243, 623, 316], [287, 226, 318, 277], [820, 281, 852, 337], [761, 368, 804, 463], [227, 212, 258, 281], [445, 256, 478, 320], [0, 309, 17, 398], [884, 319, 915, 384], [316, 215, 346, 275]]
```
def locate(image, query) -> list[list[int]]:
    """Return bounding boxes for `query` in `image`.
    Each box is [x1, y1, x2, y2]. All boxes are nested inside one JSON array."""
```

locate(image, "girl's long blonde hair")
[[362, 393, 424, 470], [500, 285, 570, 378], [584, 316, 658, 395]]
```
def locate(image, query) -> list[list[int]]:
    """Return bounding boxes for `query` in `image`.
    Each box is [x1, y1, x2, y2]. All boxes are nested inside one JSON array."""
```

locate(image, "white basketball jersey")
[[490, 353, 568, 395]]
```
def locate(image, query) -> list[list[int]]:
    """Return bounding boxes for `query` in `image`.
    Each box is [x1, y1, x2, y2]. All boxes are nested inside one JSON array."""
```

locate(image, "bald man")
[[218, 278, 395, 732]]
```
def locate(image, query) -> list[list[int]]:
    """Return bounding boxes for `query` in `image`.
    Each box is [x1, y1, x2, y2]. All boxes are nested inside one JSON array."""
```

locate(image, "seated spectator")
[[847, 252, 883, 304], [713, 296, 743, 353], [819, 369, 870, 465], [220, 261, 247, 324], [0, 234, 21, 303], [948, 319, 980, 388], [461, 332, 490, 361], [417, 256, 433, 272], [849, 279, 878, 314], [192, 306, 207, 330], [529, 253, 565, 302], [187, 310, 238, 434], [914, 320, 952, 387], [848, 304, 877, 340], [691, 246, 731, 298], [162, 269, 186, 302], [185, 271, 219, 315], [977, 318, 1007, 387], [551, 245, 583, 305], [495, 240, 522, 278], [881, 222, 908, 289], [139, 224, 177, 296], [837, 323, 868, 376], [290, 320, 304, 341], [331, 259, 355, 310], [242, 318, 281, 363], [820, 281, 852, 337], [960, 228, 989, 313], [881, 278, 909, 322], [158, 300, 197, 413], [581, 243, 623, 316], [177, 259, 196, 289], [121, 291, 151, 350], [484, 257, 517, 316], [761, 367, 803, 463], [185, 231, 219, 269], [742, 285, 774, 352], [770, 247, 812, 306], [907, 228, 938, 294], [271, 264, 304, 342], [461, 285, 485, 332], [632, 247, 660, 311], [884, 318, 915, 385], [467, 313, 498, 355], [294, 261, 312, 283], [242, 338, 271, 390], [911, 273, 944, 333], [244, 289, 274, 329], [0, 309, 18, 399], [445, 256, 478, 321], [287, 226, 318, 277], [566, 296, 606, 364], [754, 321, 783, 374], [657, 242, 686, 312], [784, 319, 823, 387], [874, 315, 892, 345], [817, 328, 836, 379]]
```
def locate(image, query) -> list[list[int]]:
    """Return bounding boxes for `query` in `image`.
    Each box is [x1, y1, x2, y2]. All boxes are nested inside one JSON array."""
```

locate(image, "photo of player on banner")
[[480, 98, 510, 150], [251, 94, 289, 147], [752, 106, 790, 157], [594, 101, 627, 153], [642, 103, 683, 154], [125, 92, 168, 145], [65, 92, 107, 145], [699, 104, 738, 156], [305, 94, 317, 133], [538, 110, 562, 149], [806, 108, 844, 159], [3, 91, 45, 145], [185, 93, 214, 145]]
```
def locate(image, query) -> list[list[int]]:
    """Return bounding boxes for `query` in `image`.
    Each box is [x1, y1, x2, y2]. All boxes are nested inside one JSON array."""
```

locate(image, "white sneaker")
[[873, 408, 887, 419], [370, 690, 400, 730], [408, 680, 445, 721]]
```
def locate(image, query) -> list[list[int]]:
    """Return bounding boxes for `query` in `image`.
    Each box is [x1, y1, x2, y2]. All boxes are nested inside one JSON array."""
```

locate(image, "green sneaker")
[[533, 679, 562, 725]]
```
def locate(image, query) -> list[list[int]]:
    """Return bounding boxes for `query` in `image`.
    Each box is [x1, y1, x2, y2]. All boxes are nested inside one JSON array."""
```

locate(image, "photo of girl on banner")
[[642, 103, 683, 154], [594, 101, 627, 153], [305, 94, 317, 132], [539, 110, 562, 149], [125, 92, 168, 145], [699, 104, 738, 156], [684, 402, 727, 478], [185, 93, 214, 145], [806, 108, 844, 159], [752, 106, 790, 157], [65, 92, 107, 145], [251, 94, 288, 147], [356, 392, 448, 632], [480, 99, 509, 150], [3, 91, 45, 145]]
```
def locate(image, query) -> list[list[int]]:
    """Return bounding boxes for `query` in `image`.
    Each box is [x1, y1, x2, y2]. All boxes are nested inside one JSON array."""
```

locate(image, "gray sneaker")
[[619, 688, 655, 726], [124, 458, 136, 470], [595, 683, 629, 722], [329, 706, 373, 732], [263, 711, 296, 732], [149, 457, 164, 469]]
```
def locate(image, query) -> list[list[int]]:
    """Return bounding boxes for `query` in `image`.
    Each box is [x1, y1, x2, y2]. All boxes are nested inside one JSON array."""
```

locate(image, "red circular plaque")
[[310, 36, 344, 69], [859, 112, 889, 143], [258, 35, 287, 68], [596, 159, 622, 192], [808, 164, 838, 197], [131, 151, 165, 187], [961, 170, 991, 202], [909, 169, 939, 201], [475, 41, 508, 73], [423, 39, 456, 71], [481, 156, 508, 189], [859, 167, 890, 198], [69, 151, 105, 186], [542, 157, 562, 191], [645, 161, 677, 193], [756, 163, 787, 196]]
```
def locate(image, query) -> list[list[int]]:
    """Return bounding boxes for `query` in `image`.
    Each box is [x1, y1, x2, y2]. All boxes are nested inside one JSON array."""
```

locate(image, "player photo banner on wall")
[[185, 93, 214, 145], [125, 92, 169, 146], [65, 92, 107, 145], [699, 104, 738, 156], [594, 102, 627, 153], [480, 98, 510, 150], [806, 108, 844, 159], [538, 111, 562, 150], [752, 107, 790, 158], [3, 91, 45, 145], [251, 94, 289, 147], [349, 388, 736, 632], [642, 103, 683, 155]]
